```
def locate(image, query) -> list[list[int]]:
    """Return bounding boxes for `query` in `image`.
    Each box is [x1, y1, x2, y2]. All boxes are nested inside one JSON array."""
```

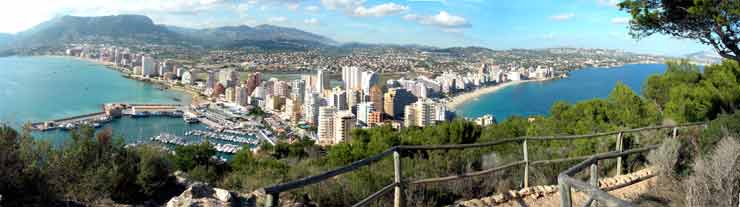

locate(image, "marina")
[[149, 133, 245, 154], [185, 129, 259, 145]]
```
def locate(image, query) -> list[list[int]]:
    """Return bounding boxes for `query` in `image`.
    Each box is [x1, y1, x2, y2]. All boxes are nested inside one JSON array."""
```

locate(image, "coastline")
[[48, 55, 201, 105], [446, 79, 548, 110]]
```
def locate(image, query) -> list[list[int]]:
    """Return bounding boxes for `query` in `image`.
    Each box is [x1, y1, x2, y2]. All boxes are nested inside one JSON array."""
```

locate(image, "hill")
[[167, 24, 336, 49], [14, 15, 177, 47], [9, 14, 336, 50], [684, 50, 723, 64]]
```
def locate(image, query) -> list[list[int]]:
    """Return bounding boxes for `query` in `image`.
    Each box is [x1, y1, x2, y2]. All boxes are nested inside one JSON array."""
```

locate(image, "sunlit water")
[[454, 64, 667, 121], [0, 56, 209, 145]]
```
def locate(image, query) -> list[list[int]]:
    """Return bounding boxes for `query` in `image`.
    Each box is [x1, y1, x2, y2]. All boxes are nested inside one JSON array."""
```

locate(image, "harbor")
[[28, 103, 186, 131], [149, 133, 245, 154]]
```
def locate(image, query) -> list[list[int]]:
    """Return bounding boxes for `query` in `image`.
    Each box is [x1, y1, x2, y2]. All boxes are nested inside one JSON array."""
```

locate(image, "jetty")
[[28, 103, 184, 131]]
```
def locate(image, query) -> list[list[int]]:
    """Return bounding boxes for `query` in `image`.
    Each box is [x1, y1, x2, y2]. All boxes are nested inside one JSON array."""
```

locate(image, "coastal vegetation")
[[3, 59, 740, 206]]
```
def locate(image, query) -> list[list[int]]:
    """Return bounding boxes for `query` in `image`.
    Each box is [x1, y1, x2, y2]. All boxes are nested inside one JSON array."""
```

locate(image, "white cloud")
[[405, 11, 471, 28], [304, 5, 320, 12], [320, 0, 364, 10], [268, 16, 288, 23], [352, 3, 408, 17], [304, 18, 320, 25], [611, 17, 630, 24], [549, 13, 575, 21]]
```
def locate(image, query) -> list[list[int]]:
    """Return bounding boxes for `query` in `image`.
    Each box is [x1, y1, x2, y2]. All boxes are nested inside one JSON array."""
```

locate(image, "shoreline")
[[49, 55, 201, 105], [446, 78, 551, 110]]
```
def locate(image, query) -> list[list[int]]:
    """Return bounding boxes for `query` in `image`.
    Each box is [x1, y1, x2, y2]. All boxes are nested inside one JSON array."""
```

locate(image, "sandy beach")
[[446, 79, 539, 109]]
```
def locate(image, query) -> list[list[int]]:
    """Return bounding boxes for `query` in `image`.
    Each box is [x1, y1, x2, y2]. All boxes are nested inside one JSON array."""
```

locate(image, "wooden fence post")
[[615, 131, 623, 176], [265, 192, 279, 207], [590, 163, 599, 207], [523, 139, 529, 188], [394, 149, 405, 207], [558, 177, 572, 207], [672, 127, 678, 139]]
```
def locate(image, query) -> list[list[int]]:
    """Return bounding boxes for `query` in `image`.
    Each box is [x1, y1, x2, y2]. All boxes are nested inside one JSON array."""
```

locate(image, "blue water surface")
[[0, 56, 202, 144], [454, 64, 667, 121]]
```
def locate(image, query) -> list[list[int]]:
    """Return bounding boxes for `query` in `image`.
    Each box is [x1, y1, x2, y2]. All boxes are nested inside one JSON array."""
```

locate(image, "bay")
[[454, 64, 667, 121], [0, 56, 204, 145]]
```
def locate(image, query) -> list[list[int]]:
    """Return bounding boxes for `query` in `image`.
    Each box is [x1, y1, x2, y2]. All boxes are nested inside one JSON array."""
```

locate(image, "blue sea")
[[454, 64, 667, 121], [0, 56, 207, 145]]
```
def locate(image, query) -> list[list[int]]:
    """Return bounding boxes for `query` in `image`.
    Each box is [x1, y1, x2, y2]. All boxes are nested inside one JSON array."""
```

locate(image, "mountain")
[[15, 15, 177, 47], [9, 14, 336, 50], [167, 24, 337, 48], [684, 50, 723, 64]]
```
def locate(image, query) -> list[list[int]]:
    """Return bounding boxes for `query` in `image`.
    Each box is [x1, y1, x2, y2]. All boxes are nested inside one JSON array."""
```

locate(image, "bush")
[[136, 146, 173, 196], [686, 137, 740, 207], [188, 165, 218, 184], [174, 141, 215, 171], [700, 113, 740, 154], [647, 138, 681, 178]]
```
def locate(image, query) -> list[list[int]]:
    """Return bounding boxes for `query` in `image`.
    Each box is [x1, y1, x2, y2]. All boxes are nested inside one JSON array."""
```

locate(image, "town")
[[46, 44, 668, 152]]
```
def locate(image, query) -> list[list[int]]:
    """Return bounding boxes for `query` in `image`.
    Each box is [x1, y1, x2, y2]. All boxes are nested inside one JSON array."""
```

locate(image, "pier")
[[28, 103, 184, 131]]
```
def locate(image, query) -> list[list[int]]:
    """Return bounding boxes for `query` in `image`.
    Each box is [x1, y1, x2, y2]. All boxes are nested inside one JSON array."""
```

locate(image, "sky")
[[0, 0, 713, 56]]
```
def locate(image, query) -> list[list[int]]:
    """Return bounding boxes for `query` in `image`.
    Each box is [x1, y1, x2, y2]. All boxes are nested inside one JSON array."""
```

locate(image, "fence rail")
[[262, 122, 706, 207]]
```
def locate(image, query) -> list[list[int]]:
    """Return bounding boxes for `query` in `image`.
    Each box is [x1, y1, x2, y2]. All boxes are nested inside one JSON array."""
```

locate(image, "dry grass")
[[686, 137, 740, 207]]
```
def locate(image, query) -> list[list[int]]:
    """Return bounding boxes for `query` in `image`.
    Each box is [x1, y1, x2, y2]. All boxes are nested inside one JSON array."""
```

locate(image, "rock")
[[174, 171, 191, 186], [214, 188, 233, 202], [167, 182, 235, 207], [480, 197, 495, 205], [492, 194, 505, 203]]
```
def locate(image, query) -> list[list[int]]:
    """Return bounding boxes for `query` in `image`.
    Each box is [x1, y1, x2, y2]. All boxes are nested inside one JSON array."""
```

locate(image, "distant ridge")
[[167, 24, 337, 48], [684, 50, 723, 64], [15, 15, 176, 47], [4, 14, 337, 50]]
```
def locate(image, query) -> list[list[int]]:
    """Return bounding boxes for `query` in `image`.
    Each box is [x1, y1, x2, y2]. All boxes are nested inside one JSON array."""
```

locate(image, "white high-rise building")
[[334, 111, 356, 144], [404, 99, 436, 127], [141, 56, 156, 76], [404, 105, 417, 128], [291, 79, 306, 105], [356, 102, 375, 126], [342, 66, 379, 93], [181, 71, 193, 85], [360, 70, 379, 93], [304, 93, 320, 125], [342, 66, 362, 91], [330, 88, 348, 111], [433, 102, 447, 122], [318, 106, 336, 145], [316, 69, 329, 96]]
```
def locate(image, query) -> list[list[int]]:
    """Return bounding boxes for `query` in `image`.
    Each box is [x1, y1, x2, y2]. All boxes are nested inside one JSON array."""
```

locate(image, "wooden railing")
[[262, 122, 706, 207]]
